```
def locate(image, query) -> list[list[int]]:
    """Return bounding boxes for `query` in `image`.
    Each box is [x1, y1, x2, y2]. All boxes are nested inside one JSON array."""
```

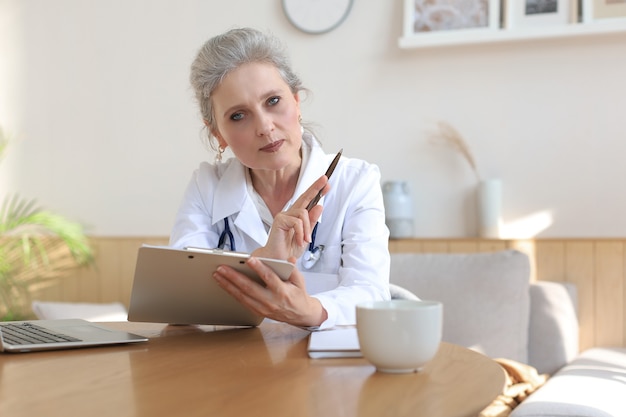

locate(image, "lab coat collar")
[[212, 160, 268, 246]]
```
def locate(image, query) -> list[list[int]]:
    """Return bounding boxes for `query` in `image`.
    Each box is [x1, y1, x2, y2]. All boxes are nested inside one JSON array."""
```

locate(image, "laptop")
[[0, 319, 148, 353], [127, 245, 295, 327]]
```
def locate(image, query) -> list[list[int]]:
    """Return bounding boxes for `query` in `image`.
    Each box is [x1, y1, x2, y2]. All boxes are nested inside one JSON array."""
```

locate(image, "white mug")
[[356, 300, 443, 373]]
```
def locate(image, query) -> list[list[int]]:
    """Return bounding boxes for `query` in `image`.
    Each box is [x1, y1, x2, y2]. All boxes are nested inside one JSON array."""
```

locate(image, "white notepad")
[[307, 327, 362, 359]]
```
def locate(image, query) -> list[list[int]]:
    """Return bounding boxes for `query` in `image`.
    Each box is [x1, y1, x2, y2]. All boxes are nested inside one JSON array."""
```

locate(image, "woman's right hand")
[[252, 175, 329, 260]]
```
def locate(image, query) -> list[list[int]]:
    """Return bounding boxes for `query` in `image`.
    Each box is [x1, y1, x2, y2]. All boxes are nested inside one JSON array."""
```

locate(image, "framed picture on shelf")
[[402, 0, 500, 39], [583, 0, 626, 22], [504, 0, 578, 28]]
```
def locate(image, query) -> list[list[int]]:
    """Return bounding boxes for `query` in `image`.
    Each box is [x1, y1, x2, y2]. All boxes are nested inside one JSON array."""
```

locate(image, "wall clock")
[[282, 0, 354, 34]]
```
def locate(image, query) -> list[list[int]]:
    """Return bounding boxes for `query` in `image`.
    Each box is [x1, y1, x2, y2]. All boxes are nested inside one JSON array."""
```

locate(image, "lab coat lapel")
[[296, 139, 333, 224], [233, 199, 268, 246], [212, 159, 268, 246]]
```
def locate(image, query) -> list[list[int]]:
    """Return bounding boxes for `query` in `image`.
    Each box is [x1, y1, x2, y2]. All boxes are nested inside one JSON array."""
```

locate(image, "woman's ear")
[[211, 129, 228, 150], [294, 93, 301, 121], [205, 120, 227, 149]]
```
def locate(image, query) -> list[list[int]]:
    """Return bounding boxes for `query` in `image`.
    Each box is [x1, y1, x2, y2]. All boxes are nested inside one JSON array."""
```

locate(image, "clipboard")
[[128, 245, 294, 327]]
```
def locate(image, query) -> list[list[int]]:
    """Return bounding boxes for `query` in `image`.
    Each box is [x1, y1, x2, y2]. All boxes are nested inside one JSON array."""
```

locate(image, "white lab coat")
[[169, 134, 390, 329]]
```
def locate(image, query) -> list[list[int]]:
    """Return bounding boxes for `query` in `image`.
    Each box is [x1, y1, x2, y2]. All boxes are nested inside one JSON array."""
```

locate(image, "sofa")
[[389, 249, 626, 417]]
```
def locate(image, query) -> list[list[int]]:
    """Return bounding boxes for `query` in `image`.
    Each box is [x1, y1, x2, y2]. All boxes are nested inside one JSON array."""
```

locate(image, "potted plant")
[[0, 127, 93, 320]]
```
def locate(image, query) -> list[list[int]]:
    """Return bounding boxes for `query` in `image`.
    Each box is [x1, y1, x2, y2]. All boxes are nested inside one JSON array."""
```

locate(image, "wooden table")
[[0, 321, 505, 417]]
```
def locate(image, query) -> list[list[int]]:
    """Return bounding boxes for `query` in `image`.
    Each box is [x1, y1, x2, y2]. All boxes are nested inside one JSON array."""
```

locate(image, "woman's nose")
[[255, 113, 274, 136]]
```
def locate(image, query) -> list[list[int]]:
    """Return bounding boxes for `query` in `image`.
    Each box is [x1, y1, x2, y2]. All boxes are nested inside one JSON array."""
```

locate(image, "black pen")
[[306, 149, 342, 211]]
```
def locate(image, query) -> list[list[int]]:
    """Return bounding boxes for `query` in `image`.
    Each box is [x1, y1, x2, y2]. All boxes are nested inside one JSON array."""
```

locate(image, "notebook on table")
[[0, 319, 148, 353], [127, 245, 295, 327], [307, 327, 363, 359]]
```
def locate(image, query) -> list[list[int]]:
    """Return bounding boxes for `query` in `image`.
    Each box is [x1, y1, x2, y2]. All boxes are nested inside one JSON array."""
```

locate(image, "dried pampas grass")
[[428, 121, 480, 181]]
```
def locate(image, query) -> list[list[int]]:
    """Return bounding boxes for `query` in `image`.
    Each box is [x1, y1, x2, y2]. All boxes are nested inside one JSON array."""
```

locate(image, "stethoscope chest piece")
[[303, 245, 324, 269]]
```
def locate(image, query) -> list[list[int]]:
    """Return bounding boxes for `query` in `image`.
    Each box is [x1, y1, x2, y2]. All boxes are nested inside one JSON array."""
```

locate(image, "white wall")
[[1, 0, 625, 238]]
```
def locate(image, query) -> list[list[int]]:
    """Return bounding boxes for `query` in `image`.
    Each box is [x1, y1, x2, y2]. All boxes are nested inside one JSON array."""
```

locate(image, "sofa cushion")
[[511, 347, 626, 417], [32, 300, 128, 322], [390, 250, 531, 364], [528, 281, 579, 375]]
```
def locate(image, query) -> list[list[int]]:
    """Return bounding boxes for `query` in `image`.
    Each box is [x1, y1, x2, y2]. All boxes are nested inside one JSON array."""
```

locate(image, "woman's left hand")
[[213, 256, 327, 327]]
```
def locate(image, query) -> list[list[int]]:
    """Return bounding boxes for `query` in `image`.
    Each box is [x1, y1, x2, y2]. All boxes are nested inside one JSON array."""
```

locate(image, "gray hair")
[[190, 28, 305, 149]]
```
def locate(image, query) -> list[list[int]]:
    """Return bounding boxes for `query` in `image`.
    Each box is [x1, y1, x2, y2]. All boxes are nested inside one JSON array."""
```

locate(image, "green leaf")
[[0, 193, 94, 320]]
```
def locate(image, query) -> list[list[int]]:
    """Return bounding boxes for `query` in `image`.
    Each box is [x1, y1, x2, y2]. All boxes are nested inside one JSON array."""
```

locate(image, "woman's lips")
[[260, 140, 284, 153]]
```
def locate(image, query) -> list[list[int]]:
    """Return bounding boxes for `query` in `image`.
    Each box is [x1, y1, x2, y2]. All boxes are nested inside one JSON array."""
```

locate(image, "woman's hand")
[[252, 175, 329, 261], [213, 175, 331, 327], [213, 256, 328, 327]]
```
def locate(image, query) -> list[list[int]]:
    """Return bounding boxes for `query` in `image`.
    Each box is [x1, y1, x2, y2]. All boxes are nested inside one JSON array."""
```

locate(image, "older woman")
[[170, 28, 389, 329]]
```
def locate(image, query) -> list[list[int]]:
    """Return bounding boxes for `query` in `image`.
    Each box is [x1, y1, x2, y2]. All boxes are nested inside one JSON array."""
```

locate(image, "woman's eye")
[[230, 112, 244, 121], [267, 96, 280, 106]]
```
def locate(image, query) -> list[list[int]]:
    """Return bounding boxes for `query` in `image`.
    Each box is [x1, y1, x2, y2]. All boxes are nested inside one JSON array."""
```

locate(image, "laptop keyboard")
[[0, 322, 82, 345]]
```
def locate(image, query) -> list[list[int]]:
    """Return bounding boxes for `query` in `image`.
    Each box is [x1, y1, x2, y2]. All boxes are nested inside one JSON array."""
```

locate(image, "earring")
[[215, 146, 225, 163]]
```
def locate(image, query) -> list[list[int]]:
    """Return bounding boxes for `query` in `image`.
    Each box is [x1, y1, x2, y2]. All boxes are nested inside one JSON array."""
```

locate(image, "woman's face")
[[210, 62, 302, 172]]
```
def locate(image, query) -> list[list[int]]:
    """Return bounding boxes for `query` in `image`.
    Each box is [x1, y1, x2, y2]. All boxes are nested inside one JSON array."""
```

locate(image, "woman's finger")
[[213, 265, 270, 313], [293, 175, 329, 211], [246, 257, 286, 290], [272, 210, 307, 248]]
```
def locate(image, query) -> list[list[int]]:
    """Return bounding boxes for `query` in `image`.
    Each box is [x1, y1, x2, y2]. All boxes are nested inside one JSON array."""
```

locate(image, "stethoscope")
[[217, 218, 235, 251], [302, 222, 324, 269], [217, 217, 324, 269]]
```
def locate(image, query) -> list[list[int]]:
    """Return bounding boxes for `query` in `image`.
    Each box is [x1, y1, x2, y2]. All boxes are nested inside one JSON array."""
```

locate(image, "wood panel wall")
[[33, 237, 626, 351]]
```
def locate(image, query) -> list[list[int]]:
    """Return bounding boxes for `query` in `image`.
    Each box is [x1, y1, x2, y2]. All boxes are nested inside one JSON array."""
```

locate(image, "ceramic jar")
[[382, 181, 414, 239], [477, 178, 502, 238]]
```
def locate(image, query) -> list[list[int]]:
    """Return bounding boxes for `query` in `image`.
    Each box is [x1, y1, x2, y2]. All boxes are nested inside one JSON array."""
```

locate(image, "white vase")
[[478, 179, 502, 239], [382, 181, 414, 239]]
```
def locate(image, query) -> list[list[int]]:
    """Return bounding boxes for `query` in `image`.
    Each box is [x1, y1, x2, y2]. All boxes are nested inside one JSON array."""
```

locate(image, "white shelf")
[[398, 20, 626, 49]]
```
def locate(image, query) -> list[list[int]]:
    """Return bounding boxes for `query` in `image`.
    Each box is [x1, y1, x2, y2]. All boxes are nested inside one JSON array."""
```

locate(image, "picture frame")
[[402, 0, 500, 39], [583, 0, 626, 23], [504, 0, 578, 28]]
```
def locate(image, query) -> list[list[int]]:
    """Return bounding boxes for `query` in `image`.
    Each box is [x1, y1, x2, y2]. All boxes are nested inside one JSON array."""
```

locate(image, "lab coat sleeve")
[[311, 161, 391, 329]]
